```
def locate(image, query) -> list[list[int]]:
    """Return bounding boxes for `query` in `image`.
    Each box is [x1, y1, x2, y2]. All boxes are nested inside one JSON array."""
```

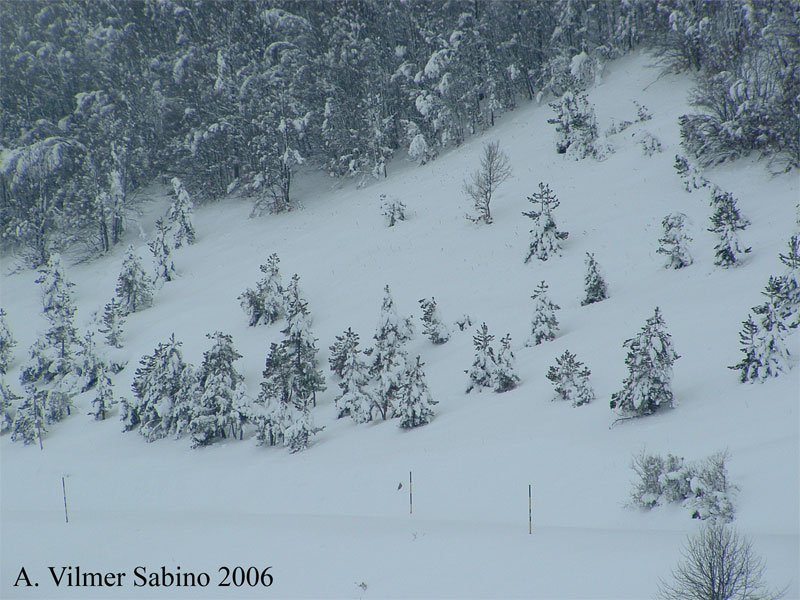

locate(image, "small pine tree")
[[99, 298, 125, 348], [466, 322, 496, 393], [778, 235, 800, 328], [1, 376, 20, 433], [522, 183, 568, 263], [11, 385, 47, 445], [329, 328, 361, 379], [253, 342, 293, 446], [76, 331, 103, 392], [149, 218, 176, 286], [418, 297, 450, 344], [381, 194, 407, 227], [239, 253, 284, 326], [190, 332, 247, 446], [397, 356, 437, 428], [582, 252, 608, 305], [116, 246, 154, 314], [370, 286, 413, 419], [546, 350, 594, 407], [0, 309, 17, 374], [547, 90, 600, 159], [527, 281, 560, 346], [708, 191, 750, 267], [283, 405, 323, 453], [611, 307, 680, 417], [657, 213, 693, 269], [333, 331, 373, 421], [729, 315, 761, 383], [35, 253, 75, 315], [168, 177, 196, 248], [494, 334, 520, 393], [90, 362, 116, 420]]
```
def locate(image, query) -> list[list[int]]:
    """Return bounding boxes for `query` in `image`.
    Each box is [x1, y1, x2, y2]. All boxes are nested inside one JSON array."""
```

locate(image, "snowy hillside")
[[2, 52, 798, 599]]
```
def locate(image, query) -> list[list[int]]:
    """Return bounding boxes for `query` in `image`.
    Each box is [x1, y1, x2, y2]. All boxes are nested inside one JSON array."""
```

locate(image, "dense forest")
[[1, 0, 798, 266]]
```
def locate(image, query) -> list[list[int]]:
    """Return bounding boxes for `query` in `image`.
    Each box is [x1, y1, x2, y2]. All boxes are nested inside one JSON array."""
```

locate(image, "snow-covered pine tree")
[[333, 332, 372, 422], [657, 212, 693, 269], [778, 235, 800, 327], [522, 183, 568, 263], [729, 315, 762, 383], [116, 246, 154, 314], [611, 307, 680, 417], [90, 362, 115, 420], [190, 332, 248, 446], [149, 218, 176, 286], [527, 281, 560, 346], [0, 309, 16, 374], [11, 385, 46, 446], [253, 342, 293, 447], [35, 253, 75, 315], [397, 356, 437, 429], [76, 330, 103, 392], [546, 350, 595, 407], [380, 194, 407, 227], [126, 334, 194, 441], [280, 275, 326, 408], [282, 404, 324, 453], [418, 297, 450, 344], [168, 177, 196, 248], [547, 90, 600, 159], [99, 298, 125, 348], [328, 328, 361, 379], [239, 253, 284, 326], [1, 376, 20, 433], [741, 281, 794, 382], [370, 285, 413, 419], [708, 191, 750, 267], [582, 252, 608, 305], [466, 322, 497, 393], [494, 334, 520, 393]]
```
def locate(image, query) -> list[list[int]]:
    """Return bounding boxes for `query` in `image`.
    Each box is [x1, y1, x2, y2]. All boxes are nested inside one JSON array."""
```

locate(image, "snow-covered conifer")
[[190, 332, 248, 446], [526, 281, 560, 346], [283, 405, 323, 453], [239, 253, 284, 326], [418, 297, 450, 345], [777, 235, 800, 327], [494, 334, 520, 393], [397, 356, 437, 429], [99, 299, 125, 348], [334, 334, 373, 422], [611, 307, 680, 417], [729, 315, 761, 383], [522, 183, 568, 263], [708, 191, 750, 267], [548, 91, 601, 159], [1, 376, 20, 433], [116, 246, 154, 314], [736, 283, 793, 382], [370, 285, 413, 419], [35, 253, 74, 315], [126, 334, 193, 441], [90, 362, 115, 420], [329, 328, 360, 379], [657, 213, 693, 269], [466, 323, 496, 393], [582, 252, 608, 305], [11, 386, 46, 445], [0, 309, 17, 374], [149, 218, 176, 286], [76, 331, 103, 392], [381, 194, 407, 227], [168, 177, 196, 248], [546, 350, 594, 407]]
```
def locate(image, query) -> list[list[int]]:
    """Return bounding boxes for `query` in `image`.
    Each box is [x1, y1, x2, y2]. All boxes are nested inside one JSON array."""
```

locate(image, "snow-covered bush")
[[380, 194, 407, 227]]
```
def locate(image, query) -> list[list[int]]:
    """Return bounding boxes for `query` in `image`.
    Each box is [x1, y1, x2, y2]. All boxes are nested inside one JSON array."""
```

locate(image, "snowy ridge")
[[1, 53, 798, 599]]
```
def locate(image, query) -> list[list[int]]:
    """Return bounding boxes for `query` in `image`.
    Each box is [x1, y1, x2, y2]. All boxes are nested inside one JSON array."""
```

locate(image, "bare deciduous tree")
[[659, 523, 785, 600], [464, 141, 512, 224]]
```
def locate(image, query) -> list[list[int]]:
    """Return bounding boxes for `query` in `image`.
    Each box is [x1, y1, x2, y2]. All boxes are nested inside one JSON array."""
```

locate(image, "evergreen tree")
[[190, 332, 247, 446], [546, 350, 595, 407], [239, 253, 284, 326], [99, 298, 125, 348], [126, 334, 193, 441], [90, 362, 115, 420], [76, 330, 103, 392], [523, 183, 568, 263], [11, 385, 46, 446], [494, 334, 520, 393], [334, 332, 373, 422], [168, 177, 196, 248], [547, 90, 602, 159], [328, 327, 360, 379], [738, 283, 793, 382], [611, 307, 680, 417], [777, 235, 800, 328], [708, 192, 750, 267], [35, 253, 75, 315], [1, 376, 20, 433], [397, 356, 437, 429], [370, 285, 413, 419], [582, 252, 608, 305], [466, 322, 497, 393], [149, 218, 176, 286], [527, 281, 560, 346], [418, 297, 450, 345], [282, 404, 323, 453], [381, 194, 407, 227], [657, 213, 693, 269], [0, 309, 17, 374], [729, 315, 761, 383], [116, 246, 154, 315]]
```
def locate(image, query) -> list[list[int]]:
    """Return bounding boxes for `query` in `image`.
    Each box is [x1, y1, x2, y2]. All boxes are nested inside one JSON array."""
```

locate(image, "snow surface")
[[2, 52, 798, 599]]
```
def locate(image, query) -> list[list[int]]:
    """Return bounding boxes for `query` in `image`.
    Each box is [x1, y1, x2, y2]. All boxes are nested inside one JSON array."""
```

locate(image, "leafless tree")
[[463, 141, 512, 224], [659, 523, 785, 600]]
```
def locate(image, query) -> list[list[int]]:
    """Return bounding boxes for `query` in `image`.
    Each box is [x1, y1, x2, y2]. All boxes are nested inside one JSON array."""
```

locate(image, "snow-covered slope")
[[2, 52, 798, 599]]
